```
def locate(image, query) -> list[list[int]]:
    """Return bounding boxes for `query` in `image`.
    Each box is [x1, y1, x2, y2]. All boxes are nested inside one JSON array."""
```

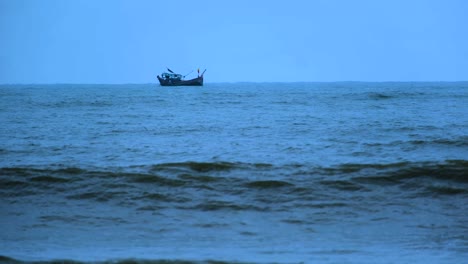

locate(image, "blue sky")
[[1, 0, 467, 83]]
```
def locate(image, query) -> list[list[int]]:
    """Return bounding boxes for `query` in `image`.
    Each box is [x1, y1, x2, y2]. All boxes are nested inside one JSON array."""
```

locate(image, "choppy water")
[[1, 82, 467, 263]]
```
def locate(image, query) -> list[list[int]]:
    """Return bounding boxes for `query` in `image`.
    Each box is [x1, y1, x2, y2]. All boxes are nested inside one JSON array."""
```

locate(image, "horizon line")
[[1, 80, 468, 85]]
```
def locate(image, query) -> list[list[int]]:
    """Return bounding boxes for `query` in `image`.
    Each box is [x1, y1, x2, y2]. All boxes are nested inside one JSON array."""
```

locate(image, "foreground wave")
[[1, 160, 467, 213], [0, 256, 253, 264]]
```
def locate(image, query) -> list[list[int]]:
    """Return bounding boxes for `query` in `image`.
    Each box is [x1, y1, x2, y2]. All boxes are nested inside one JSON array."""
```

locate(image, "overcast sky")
[[1, 0, 467, 83]]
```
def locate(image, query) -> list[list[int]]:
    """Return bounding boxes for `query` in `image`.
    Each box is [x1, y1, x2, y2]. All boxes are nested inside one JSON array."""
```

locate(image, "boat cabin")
[[161, 72, 183, 80]]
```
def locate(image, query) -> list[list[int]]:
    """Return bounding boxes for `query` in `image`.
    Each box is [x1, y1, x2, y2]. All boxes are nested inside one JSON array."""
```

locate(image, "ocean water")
[[0, 82, 467, 263]]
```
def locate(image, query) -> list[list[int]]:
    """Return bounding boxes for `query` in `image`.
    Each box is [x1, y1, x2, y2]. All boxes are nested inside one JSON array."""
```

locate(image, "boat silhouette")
[[157, 68, 206, 86]]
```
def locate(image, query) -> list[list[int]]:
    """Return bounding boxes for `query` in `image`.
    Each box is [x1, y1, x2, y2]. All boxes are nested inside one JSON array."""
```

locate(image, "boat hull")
[[157, 76, 203, 86]]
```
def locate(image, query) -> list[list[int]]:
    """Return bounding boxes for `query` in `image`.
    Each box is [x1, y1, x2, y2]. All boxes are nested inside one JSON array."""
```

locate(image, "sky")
[[1, 0, 467, 83]]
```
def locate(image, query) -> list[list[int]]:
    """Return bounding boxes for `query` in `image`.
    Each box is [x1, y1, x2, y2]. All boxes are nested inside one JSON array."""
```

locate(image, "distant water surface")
[[0, 82, 467, 263]]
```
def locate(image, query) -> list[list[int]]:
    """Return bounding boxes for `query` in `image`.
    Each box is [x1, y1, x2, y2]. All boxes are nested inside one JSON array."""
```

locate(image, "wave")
[[244, 180, 293, 189], [354, 90, 431, 101], [187, 201, 266, 212], [0, 256, 248, 264], [425, 185, 467, 195], [150, 161, 271, 173], [367, 92, 395, 100], [1, 160, 466, 210], [363, 137, 468, 147], [152, 161, 238, 172], [403, 137, 468, 147]]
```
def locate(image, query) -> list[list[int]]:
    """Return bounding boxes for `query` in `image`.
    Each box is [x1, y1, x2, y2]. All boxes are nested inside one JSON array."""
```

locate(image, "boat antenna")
[[183, 70, 193, 78], [166, 67, 174, 73]]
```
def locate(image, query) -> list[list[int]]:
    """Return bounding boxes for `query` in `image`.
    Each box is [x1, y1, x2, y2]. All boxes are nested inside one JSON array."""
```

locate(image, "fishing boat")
[[157, 68, 206, 86]]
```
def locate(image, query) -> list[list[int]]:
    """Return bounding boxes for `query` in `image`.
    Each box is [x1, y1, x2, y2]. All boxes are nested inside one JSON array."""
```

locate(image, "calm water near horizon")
[[1, 82, 467, 263]]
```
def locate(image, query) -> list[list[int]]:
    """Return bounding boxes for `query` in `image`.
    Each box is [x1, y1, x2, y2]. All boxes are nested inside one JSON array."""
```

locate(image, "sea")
[[0, 82, 467, 264]]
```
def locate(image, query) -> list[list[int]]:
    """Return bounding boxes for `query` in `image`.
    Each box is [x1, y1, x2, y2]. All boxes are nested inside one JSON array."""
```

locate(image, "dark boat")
[[157, 68, 206, 86]]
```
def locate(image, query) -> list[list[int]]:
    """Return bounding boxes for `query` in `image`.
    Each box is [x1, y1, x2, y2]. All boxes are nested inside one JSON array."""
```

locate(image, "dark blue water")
[[1, 82, 467, 263]]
